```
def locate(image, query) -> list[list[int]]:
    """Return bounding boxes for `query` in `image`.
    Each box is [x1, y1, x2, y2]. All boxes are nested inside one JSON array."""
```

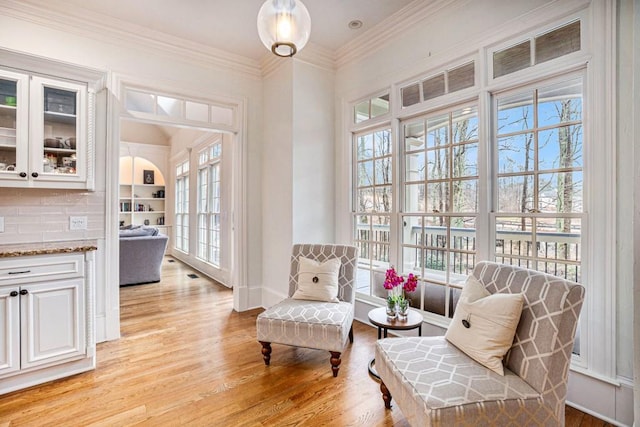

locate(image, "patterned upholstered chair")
[[375, 261, 585, 426], [256, 244, 358, 377]]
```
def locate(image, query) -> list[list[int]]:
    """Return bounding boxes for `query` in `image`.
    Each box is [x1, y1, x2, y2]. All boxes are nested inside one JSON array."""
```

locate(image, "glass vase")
[[397, 298, 410, 320], [386, 296, 397, 319]]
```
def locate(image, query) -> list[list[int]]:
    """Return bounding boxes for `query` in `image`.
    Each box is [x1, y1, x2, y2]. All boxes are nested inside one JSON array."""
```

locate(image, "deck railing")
[[355, 224, 581, 282]]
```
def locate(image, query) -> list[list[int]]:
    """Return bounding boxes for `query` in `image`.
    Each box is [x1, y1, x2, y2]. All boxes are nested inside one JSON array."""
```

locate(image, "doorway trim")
[[104, 73, 249, 340]]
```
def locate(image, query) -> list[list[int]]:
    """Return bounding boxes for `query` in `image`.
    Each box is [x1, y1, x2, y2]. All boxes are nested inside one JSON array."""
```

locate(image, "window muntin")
[[494, 77, 583, 287], [175, 159, 189, 253], [196, 141, 222, 267]]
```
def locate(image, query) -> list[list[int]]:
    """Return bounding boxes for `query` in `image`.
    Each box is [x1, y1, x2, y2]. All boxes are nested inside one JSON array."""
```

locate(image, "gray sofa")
[[119, 226, 168, 286]]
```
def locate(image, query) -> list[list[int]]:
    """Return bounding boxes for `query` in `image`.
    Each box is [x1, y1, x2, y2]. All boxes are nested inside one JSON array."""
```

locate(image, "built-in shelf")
[[119, 155, 167, 228]]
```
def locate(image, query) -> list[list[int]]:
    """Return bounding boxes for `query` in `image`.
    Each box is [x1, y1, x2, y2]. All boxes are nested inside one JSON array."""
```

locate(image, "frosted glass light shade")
[[257, 0, 311, 57]]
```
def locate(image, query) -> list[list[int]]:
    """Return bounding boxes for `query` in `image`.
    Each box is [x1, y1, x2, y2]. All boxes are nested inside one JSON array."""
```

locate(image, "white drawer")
[[0, 253, 84, 285]]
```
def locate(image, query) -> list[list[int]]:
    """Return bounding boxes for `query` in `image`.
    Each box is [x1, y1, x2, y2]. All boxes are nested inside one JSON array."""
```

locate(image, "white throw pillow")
[[292, 257, 341, 303], [445, 275, 524, 376]]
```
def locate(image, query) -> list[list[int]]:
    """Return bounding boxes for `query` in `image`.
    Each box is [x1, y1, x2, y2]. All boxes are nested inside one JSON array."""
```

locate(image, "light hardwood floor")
[[0, 256, 612, 426]]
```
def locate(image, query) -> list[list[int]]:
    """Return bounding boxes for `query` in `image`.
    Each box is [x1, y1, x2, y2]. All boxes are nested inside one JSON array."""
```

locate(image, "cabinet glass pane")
[[43, 87, 77, 175], [0, 79, 17, 172]]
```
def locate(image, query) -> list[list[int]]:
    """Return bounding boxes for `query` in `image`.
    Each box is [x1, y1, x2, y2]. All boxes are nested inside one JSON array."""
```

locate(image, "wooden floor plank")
[[0, 256, 613, 426]]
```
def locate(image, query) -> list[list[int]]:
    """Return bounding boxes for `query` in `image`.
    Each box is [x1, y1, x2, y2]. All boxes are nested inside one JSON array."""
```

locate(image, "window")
[[401, 106, 479, 317], [353, 128, 393, 295], [494, 78, 583, 283], [197, 142, 222, 266], [175, 159, 189, 253], [351, 38, 584, 326], [354, 94, 389, 123]]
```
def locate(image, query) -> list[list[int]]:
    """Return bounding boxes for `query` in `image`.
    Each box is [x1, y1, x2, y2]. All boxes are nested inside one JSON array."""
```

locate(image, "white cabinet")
[[0, 68, 93, 189], [0, 286, 20, 376], [0, 252, 95, 394], [20, 279, 85, 370]]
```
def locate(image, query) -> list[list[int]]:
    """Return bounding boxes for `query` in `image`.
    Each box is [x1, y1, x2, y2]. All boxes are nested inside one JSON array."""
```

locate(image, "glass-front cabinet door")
[[0, 68, 89, 189], [0, 69, 28, 182], [30, 76, 86, 185]]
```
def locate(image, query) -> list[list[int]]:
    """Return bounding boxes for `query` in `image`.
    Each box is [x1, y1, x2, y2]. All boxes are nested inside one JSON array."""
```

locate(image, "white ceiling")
[[37, 0, 416, 61]]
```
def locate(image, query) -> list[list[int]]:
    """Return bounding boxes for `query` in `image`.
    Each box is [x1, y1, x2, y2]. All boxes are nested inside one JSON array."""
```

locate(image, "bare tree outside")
[[496, 80, 583, 281]]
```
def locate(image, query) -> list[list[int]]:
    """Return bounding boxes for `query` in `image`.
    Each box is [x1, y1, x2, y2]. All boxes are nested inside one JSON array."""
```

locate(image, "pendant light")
[[257, 0, 311, 57]]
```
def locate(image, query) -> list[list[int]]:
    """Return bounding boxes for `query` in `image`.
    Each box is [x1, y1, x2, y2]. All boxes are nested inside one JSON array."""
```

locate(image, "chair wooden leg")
[[259, 341, 271, 366], [349, 324, 354, 343], [329, 351, 342, 377], [380, 381, 392, 409]]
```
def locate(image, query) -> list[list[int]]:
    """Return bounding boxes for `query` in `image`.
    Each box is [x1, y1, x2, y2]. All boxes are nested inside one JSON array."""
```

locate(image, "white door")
[[0, 286, 20, 376], [20, 279, 85, 370]]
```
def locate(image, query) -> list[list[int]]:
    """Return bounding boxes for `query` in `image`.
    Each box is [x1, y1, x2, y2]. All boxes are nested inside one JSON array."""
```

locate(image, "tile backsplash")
[[0, 188, 106, 244]]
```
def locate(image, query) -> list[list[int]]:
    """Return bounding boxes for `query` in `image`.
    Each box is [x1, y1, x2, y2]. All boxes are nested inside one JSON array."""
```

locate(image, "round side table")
[[368, 306, 423, 381]]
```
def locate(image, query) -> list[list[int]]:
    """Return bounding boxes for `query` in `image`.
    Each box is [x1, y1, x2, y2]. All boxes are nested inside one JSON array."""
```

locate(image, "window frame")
[[196, 140, 223, 267]]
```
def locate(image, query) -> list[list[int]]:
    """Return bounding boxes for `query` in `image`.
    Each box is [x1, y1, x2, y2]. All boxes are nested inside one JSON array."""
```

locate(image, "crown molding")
[[335, 0, 459, 69], [1, 0, 263, 79], [260, 42, 335, 78]]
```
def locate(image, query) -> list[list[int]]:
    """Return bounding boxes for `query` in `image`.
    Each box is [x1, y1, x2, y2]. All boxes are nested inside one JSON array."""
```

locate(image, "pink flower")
[[383, 267, 418, 293], [404, 273, 418, 293]]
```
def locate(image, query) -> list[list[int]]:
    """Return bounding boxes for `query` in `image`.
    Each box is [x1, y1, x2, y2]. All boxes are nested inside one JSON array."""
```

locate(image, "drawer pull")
[[8, 270, 31, 275], [10, 291, 18, 297], [20, 289, 28, 295]]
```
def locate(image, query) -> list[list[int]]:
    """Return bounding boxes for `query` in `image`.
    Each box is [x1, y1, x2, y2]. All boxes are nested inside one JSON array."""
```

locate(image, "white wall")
[[616, 0, 636, 390], [292, 61, 335, 244], [261, 59, 336, 305], [120, 121, 170, 146], [628, 0, 640, 423], [261, 62, 294, 302]]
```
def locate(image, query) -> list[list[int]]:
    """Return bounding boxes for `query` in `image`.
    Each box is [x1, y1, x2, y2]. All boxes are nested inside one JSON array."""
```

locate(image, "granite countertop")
[[0, 240, 98, 258]]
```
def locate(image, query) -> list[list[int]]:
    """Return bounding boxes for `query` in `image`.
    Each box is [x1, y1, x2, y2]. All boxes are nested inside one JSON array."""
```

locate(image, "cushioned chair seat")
[[376, 336, 545, 426], [257, 299, 353, 352]]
